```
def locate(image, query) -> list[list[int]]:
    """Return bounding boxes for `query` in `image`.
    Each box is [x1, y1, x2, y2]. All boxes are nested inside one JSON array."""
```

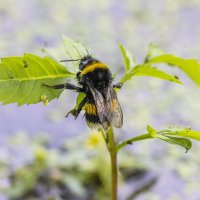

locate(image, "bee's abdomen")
[[85, 103, 97, 115], [84, 103, 101, 128]]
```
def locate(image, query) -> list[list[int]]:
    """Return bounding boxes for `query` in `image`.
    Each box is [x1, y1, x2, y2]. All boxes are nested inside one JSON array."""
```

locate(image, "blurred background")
[[1, 0, 200, 199]]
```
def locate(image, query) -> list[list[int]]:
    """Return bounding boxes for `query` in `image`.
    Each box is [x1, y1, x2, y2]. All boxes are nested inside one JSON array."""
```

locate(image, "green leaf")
[[160, 127, 200, 141], [144, 43, 165, 62], [42, 36, 88, 75], [120, 64, 182, 84], [156, 134, 192, 152], [147, 125, 157, 137], [75, 92, 86, 109], [147, 54, 200, 86], [118, 42, 136, 72], [62, 36, 89, 71], [116, 125, 193, 152], [0, 54, 74, 105], [151, 125, 192, 152]]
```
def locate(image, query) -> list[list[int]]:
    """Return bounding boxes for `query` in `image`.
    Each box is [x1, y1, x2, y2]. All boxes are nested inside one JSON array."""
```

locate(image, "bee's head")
[[79, 55, 96, 71]]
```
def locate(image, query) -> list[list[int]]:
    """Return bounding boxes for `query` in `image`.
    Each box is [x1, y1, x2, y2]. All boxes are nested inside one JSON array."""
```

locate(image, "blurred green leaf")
[[43, 36, 89, 75], [119, 43, 180, 85], [118, 42, 136, 72], [63, 175, 85, 196], [116, 125, 193, 152], [144, 43, 165, 62], [160, 127, 200, 141], [155, 134, 192, 152], [147, 125, 157, 137], [119, 42, 200, 87], [0, 54, 74, 105], [7, 157, 47, 199], [147, 54, 200, 87], [147, 125, 192, 152], [62, 36, 88, 71], [120, 64, 182, 84]]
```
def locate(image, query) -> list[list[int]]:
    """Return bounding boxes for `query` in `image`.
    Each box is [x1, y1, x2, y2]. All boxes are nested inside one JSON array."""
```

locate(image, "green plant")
[[1, 37, 200, 200]]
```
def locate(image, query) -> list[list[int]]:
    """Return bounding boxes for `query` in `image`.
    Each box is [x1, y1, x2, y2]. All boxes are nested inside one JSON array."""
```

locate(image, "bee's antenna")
[[82, 43, 90, 56], [60, 59, 81, 62], [86, 48, 90, 56]]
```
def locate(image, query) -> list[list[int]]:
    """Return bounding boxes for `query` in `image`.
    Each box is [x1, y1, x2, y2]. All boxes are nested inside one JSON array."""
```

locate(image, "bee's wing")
[[104, 84, 123, 128], [86, 79, 109, 129]]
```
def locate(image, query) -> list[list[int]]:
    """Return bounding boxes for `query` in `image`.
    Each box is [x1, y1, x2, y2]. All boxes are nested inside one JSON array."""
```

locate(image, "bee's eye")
[[79, 61, 88, 70], [79, 64, 84, 70]]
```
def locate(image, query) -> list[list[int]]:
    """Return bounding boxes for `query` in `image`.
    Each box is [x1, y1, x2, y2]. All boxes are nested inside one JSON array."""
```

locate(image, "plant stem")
[[110, 150, 117, 200], [107, 126, 118, 200], [115, 133, 152, 153]]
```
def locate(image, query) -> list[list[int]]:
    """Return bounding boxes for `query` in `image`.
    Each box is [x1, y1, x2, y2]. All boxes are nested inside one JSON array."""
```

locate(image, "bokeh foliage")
[[2, 131, 149, 200]]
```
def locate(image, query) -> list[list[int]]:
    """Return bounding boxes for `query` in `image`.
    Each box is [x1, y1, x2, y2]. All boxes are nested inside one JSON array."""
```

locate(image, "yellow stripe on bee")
[[85, 103, 97, 115], [80, 62, 108, 76]]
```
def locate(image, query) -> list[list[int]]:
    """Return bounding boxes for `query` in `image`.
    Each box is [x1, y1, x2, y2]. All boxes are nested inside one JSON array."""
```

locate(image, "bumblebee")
[[45, 55, 123, 130]]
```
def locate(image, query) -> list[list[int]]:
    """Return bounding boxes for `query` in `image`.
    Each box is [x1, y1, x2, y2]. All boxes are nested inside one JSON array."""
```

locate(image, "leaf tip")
[[144, 43, 165, 63], [147, 125, 157, 137]]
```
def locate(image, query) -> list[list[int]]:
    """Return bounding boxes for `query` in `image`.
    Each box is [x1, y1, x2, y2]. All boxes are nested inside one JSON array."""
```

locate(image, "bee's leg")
[[113, 82, 123, 89], [43, 83, 84, 92], [66, 96, 87, 119]]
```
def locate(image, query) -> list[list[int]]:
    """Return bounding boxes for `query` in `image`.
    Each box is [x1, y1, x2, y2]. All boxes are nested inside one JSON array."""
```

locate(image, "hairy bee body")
[[76, 56, 123, 130], [45, 55, 123, 130], [77, 58, 112, 90]]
